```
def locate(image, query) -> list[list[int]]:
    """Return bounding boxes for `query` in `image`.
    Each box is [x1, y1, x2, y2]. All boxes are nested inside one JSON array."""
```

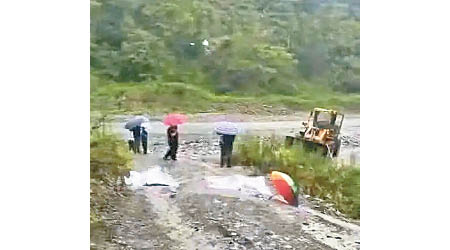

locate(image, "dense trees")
[[91, 0, 360, 94]]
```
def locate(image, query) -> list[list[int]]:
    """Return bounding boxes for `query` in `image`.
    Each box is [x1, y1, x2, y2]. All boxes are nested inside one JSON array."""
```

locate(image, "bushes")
[[90, 128, 133, 225], [235, 138, 360, 219], [90, 130, 132, 180]]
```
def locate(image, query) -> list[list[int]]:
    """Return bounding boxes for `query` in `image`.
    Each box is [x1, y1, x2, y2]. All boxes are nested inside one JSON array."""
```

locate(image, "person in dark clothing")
[[219, 134, 236, 168], [141, 127, 148, 154], [128, 138, 135, 153], [130, 125, 141, 153], [164, 125, 178, 160]]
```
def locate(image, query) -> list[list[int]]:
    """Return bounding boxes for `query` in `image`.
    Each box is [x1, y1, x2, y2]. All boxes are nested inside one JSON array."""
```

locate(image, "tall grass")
[[90, 77, 360, 114], [90, 126, 133, 224], [235, 137, 360, 219], [90, 130, 132, 180]]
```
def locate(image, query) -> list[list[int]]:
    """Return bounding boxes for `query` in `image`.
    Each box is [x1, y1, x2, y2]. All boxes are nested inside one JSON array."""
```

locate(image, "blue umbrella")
[[215, 121, 239, 135], [125, 116, 149, 130]]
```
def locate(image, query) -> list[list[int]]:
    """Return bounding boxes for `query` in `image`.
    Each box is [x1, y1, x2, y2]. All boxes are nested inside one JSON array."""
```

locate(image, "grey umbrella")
[[214, 121, 239, 135], [125, 116, 149, 130]]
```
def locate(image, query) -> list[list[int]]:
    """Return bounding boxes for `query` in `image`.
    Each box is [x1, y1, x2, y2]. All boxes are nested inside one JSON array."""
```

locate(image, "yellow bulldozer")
[[285, 108, 344, 158]]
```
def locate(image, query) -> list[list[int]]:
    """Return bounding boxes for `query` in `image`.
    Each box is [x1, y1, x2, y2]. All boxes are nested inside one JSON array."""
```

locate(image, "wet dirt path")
[[91, 114, 360, 249]]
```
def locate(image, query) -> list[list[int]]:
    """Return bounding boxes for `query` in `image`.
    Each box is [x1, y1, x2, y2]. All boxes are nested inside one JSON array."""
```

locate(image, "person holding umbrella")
[[124, 116, 149, 154], [162, 113, 187, 161], [141, 126, 148, 154], [215, 121, 238, 168], [163, 125, 179, 160], [130, 125, 141, 153], [219, 133, 236, 168]]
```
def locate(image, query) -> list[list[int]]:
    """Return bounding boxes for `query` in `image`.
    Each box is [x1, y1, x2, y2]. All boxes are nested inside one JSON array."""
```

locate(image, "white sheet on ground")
[[206, 175, 273, 197], [125, 166, 179, 188]]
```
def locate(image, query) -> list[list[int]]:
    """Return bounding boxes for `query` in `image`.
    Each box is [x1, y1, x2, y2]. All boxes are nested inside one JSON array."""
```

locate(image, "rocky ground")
[[91, 114, 360, 250]]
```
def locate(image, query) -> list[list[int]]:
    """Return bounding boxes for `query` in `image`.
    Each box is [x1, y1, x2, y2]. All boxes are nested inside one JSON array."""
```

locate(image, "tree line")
[[91, 0, 360, 95]]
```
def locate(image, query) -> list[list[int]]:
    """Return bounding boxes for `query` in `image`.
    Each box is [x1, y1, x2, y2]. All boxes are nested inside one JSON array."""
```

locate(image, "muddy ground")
[[91, 114, 360, 250]]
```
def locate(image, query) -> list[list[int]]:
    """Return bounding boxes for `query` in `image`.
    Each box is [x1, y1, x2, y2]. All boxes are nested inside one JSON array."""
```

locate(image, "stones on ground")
[[265, 230, 274, 236], [233, 223, 243, 228], [112, 239, 127, 246], [237, 237, 254, 247], [217, 225, 232, 237]]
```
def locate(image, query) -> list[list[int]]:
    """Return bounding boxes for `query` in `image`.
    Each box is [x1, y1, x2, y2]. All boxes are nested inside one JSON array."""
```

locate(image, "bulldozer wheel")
[[323, 145, 330, 157], [332, 139, 341, 157], [285, 136, 294, 147]]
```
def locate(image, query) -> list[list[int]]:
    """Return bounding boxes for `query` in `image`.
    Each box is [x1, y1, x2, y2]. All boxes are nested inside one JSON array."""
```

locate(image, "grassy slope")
[[90, 129, 133, 224], [91, 77, 360, 115], [234, 138, 360, 219]]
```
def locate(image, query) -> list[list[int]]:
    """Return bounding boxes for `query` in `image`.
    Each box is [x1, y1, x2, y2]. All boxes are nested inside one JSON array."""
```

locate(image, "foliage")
[[235, 137, 360, 219], [91, 0, 360, 94], [90, 129, 132, 179], [90, 125, 133, 225]]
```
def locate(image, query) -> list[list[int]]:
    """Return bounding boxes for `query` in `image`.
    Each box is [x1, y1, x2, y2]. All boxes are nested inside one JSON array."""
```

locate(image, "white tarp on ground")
[[205, 175, 273, 198], [125, 166, 179, 188]]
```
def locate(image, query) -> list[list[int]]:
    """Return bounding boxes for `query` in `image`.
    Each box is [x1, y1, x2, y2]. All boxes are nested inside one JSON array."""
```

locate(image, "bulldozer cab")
[[302, 108, 344, 143], [286, 108, 344, 158], [309, 108, 344, 133]]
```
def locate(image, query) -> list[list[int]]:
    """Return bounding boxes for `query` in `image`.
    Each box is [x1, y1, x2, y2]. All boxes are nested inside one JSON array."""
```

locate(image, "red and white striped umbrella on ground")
[[270, 171, 298, 206]]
